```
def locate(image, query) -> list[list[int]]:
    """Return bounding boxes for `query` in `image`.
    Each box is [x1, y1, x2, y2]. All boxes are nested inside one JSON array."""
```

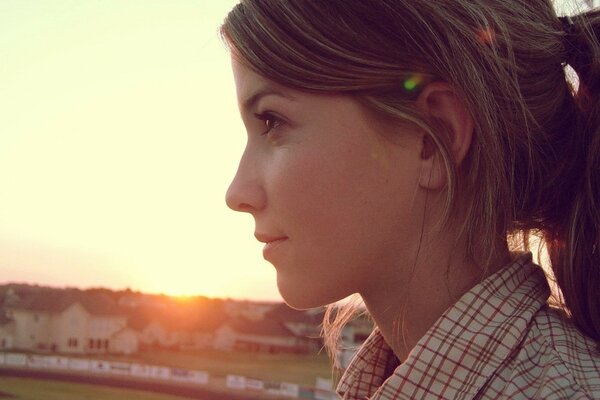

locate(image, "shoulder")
[[533, 307, 598, 357], [503, 305, 600, 399], [532, 307, 600, 377]]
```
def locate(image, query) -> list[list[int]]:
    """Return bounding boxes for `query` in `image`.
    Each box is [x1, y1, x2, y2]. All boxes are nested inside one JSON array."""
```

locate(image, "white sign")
[[188, 370, 209, 385], [109, 361, 131, 375], [90, 359, 111, 372], [170, 368, 191, 381], [169, 368, 209, 385], [131, 363, 151, 377], [26, 355, 47, 368], [265, 381, 284, 396], [226, 375, 246, 390], [246, 378, 265, 391], [69, 359, 90, 371], [5, 353, 26, 366], [45, 356, 69, 369], [280, 382, 300, 398], [149, 365, 170, 380]]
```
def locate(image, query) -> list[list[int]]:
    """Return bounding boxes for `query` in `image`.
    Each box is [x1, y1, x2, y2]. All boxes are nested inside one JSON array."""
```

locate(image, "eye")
[[254, 112, 284, 136]]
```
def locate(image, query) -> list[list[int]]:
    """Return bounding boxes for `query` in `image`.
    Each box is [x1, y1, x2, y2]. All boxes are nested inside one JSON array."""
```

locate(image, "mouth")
[[255, 233, 287, 244], [255, 233, 288, 261]]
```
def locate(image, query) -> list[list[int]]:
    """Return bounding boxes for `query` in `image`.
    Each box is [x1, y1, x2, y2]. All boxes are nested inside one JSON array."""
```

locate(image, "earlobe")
[[415, 82, 474, 190]]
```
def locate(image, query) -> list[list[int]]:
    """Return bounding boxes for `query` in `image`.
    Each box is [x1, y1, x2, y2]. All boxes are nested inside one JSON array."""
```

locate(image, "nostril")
[[237, 202, 255, 213], [225, 176, 266, 213], [225, 189, 255, 213]]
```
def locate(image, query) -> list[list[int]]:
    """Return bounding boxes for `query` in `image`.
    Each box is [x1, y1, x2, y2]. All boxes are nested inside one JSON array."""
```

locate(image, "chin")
[[281, 294, 323, 310], [277, 277, 343, 310]]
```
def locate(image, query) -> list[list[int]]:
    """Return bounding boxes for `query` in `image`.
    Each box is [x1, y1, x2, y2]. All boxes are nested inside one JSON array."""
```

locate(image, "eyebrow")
[[241, 87, 296, 112]]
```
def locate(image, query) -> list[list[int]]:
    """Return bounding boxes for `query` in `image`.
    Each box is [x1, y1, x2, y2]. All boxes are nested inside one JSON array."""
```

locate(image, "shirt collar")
[[338, 253, 551, 399]]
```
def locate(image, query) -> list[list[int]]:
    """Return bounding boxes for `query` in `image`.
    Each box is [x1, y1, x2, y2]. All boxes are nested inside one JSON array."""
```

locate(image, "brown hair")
[[221, 0, 600, 353]]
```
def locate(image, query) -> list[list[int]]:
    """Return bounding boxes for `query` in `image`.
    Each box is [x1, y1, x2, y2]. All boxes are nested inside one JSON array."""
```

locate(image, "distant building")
[[0, 312, 15, 350], [265, 304, 324, 352], [110, 327, 139, 355], [0, 284, 333, 357], [213, 317, 309, 354], [127, 299, 226, 351], [3, 289, 138, 355], [137, 319, 179, 349]]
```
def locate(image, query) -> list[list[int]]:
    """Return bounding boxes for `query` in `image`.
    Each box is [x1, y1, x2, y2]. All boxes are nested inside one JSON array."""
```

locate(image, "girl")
[[223, 1, 600, 398]]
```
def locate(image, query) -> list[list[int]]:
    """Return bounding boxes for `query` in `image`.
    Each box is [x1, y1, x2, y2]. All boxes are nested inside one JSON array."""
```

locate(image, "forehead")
[[232, 58, 299, 109]]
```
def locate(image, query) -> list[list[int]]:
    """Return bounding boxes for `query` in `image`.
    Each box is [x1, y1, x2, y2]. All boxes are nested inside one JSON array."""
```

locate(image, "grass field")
[[0, 376, 192, 400], [97, 349, 334, 386]]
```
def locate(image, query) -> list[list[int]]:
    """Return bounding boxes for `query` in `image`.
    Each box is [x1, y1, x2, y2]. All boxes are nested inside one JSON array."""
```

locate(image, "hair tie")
[[558, 16, 577, 63], [559, 16, 576, 35]]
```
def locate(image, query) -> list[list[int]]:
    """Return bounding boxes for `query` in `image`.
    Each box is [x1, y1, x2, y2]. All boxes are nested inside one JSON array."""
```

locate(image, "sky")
[[0, 0, 592, 301], [0, 0, 277, 300]]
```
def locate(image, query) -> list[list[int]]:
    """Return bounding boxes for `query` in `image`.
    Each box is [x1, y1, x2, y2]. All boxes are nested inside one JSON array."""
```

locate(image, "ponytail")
[[547, 8, 600, 341]]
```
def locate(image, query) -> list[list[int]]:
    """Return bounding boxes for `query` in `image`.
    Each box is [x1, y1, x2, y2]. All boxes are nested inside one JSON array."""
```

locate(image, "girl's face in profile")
[[226, 59, 427, 309]]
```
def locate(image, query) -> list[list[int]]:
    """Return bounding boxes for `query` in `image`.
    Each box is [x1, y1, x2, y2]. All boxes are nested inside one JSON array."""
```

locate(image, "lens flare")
[[403, 74, 424, 92], [476, 27, 496, 45]]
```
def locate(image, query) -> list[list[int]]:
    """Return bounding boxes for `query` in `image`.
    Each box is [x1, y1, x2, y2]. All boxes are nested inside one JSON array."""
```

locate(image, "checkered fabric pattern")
[[337, 254, 600, 399]]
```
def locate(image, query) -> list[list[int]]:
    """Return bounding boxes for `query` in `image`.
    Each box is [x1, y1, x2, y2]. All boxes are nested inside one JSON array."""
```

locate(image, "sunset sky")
[[0, 0, 590, 301], [0, 0, 276, 300]]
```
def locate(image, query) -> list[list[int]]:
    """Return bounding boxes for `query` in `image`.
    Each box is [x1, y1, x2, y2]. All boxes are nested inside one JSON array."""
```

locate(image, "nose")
[[225, 150, 266, 214]]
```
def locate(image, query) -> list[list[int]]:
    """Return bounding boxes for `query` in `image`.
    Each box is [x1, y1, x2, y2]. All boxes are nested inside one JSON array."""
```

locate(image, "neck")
[[360, 237, 511, 361]]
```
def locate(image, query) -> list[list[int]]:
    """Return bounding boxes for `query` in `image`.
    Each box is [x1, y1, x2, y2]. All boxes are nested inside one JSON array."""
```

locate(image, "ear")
[[415, 82, 473, 190]]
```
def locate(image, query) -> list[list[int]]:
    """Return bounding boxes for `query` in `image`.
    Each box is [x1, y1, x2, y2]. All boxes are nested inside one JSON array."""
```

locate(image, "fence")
[[0, 352, 337, 399]]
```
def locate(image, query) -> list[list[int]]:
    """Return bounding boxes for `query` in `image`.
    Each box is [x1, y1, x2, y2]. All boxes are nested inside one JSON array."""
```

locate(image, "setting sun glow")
[[0, 1, 279, 300]]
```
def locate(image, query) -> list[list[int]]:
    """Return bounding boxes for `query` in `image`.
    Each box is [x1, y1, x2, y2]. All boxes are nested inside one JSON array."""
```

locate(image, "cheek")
[[269, 142, 406, 246], [267, 162, 325, 232], [270, 148, 361, 222]]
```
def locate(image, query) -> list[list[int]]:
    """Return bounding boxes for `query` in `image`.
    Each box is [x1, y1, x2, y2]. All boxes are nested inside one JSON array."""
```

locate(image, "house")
[[135, 318, 179, 349], [132, 316, 215, 351], [265, 304, 324, 351], [3, 289, 138, 355], [127, 298, 226, 351], [0, 312, 15, 350], [213, 317, 309, 354], [110, 327, 139, 355]]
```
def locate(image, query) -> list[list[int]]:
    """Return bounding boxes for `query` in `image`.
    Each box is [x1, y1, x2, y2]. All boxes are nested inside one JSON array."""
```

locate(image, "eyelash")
[[254, 112, 284, 136]]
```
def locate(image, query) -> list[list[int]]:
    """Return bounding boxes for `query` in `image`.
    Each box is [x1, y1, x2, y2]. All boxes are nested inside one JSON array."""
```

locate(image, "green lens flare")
[[404, 78, 418, 91]]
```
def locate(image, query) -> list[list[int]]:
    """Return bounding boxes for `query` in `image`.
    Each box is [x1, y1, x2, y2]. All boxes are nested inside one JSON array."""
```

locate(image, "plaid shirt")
[[337, 254, 600, 399]]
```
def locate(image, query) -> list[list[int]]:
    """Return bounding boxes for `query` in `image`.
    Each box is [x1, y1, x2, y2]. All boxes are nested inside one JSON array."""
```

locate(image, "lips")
[[255, 233, 287, 244], [255, 233, 288, 261]]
